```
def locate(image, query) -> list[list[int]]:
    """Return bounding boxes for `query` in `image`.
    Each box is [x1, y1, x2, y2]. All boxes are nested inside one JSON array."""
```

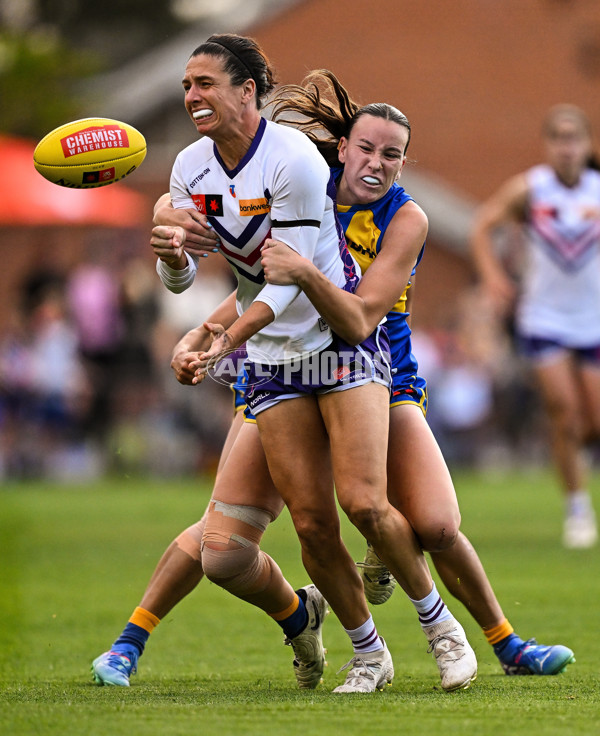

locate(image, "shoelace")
[[337, 655, 376, 680], [427, 632, 465, 662]]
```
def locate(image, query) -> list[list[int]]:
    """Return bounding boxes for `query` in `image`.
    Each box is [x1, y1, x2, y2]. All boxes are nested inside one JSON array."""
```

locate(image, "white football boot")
[[424, 618, 477, 691], [333, 637, 394, 693], [284, 584, 328, 689], [563, 512, 598, 549]]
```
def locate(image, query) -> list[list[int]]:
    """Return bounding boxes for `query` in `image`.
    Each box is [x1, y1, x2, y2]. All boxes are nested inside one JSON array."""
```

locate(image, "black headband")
[[208, 39, 257, 85]]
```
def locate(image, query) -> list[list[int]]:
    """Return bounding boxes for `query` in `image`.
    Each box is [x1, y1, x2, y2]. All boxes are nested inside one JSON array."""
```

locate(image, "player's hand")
[[154, 203, 221, 258], [150, 225, 188, 269], [261, 239, 306, 285], [192, 322, 231, 384], [171, 349, 204, 385]]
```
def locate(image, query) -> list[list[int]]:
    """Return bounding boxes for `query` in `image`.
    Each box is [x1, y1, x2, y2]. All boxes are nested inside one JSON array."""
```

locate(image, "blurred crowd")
[[414, 288, 546, 471], [0, 238, 236, 481], [0, 239, 547, 482]]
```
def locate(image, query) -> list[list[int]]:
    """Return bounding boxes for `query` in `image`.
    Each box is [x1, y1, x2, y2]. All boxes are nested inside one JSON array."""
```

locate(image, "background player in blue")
[[261, 70, 574, 677], [471, 104, 600, 549], [93, 35, 477, 694]]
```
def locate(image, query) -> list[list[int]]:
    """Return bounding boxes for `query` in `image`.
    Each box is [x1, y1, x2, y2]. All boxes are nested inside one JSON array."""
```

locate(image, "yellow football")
[[33, 117, 146, 188]]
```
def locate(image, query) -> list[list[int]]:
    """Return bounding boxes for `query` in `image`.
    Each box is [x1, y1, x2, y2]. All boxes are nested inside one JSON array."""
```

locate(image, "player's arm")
[[470, 173, 528, 313], [153, 193, 221, 259], [152, 224, 199, 293], [171, 290, 239, 384], [193, 301, 275, 383], [153, 157, 221, 291], [261, 200, 428, 344], [252, 151, 329, 318]]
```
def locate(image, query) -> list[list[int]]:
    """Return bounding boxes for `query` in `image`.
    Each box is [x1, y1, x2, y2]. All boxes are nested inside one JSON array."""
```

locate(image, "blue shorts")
[[390, 371, 428, 415], [231, 369, 248, 414], [244, 325, 392, 417], [387, 315, 428, 415], [517, 334, 600, 365]]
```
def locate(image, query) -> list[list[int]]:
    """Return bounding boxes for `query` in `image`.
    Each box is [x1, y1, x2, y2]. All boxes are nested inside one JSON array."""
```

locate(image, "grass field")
[[1, 469, 598, 735]]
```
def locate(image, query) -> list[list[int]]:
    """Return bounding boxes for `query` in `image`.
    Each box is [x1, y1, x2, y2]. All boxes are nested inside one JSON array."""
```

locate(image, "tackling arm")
[[261, 200, 428, 344]]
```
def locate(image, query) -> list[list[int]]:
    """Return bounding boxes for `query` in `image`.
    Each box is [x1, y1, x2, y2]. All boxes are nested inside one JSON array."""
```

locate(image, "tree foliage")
[[0, 30, 102, 138], [1, 1, 185, 139]]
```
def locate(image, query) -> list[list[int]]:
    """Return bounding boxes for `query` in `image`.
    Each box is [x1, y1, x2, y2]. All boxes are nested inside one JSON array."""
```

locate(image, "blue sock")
[[276, 589, 309, 639], [493, 633, 524, 662], [111, 622, 149, 658]]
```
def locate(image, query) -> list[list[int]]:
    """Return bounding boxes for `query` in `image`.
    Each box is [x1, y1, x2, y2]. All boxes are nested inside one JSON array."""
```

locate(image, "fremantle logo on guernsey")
[[60, 125, 130, 158]]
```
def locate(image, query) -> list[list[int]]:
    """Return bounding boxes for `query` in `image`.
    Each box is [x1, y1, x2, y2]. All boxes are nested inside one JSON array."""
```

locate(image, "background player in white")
[[471, 104, 600, 549]]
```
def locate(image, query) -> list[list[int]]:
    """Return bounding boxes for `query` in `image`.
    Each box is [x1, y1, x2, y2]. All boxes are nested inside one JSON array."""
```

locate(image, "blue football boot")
[[92, 649, 138, 686], [498, 638, 575, 676]]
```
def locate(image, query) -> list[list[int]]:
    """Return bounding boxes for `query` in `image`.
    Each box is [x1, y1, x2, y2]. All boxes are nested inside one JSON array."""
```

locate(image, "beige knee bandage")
[[201, 501, 278, 597], [174, 513, 207, 562], [203, 500, 271, 547]]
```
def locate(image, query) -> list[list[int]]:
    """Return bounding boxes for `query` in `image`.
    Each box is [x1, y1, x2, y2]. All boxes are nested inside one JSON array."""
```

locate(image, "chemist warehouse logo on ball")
[[60, 124, 129, 158]]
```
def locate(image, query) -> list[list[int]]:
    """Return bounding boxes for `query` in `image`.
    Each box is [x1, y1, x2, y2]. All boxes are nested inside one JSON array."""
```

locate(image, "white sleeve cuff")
[[156, 251, 198, 293]]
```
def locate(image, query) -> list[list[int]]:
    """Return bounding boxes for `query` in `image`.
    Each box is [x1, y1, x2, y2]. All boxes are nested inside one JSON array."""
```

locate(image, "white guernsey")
[[157, 118, 355, 364]]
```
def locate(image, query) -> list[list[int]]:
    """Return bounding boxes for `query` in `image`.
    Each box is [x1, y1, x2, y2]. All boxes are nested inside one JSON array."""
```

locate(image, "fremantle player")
[[92, 34, 476, 693]]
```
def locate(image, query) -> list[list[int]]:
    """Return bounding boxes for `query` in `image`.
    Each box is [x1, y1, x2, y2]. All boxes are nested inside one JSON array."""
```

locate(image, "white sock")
[[344, 615, 383, 654], [409, 582, 453, 629], [566, 490, 593, 518]]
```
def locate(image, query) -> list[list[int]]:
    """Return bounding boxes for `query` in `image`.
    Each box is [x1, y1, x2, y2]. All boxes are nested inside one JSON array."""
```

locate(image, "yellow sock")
[[129, 606, 161, 634], [483, 618, 514, 646]]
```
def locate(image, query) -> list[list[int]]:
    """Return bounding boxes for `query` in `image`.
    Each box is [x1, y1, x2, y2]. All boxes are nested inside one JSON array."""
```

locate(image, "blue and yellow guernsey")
[[334, 169, 427, 412], [234, 172, 428, 417]]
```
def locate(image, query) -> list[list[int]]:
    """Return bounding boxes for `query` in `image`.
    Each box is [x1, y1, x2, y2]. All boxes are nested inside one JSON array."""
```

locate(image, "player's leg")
[[566, 359, 600, 546], [377, 402, 574, 676], [321, 386, 432, 598], [430, 533, 575, 675], [320, 384, 476, 692], [92, 411, 247, 686], [138, 408, 249, 617], [201, 417, 326, 689], [255, 395, 392, 693], [531, 351, 594, 547]]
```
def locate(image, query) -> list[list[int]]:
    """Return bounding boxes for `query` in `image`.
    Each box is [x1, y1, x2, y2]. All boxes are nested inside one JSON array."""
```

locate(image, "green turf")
[[0, 470, 598, 735]]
